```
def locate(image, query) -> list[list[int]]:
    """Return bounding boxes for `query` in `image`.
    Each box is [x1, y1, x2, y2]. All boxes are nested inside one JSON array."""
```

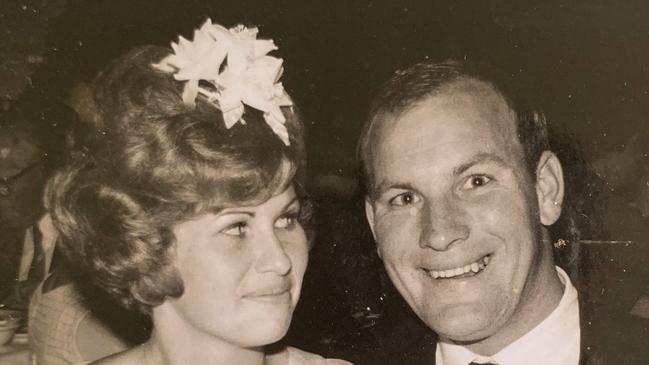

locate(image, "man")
[[356, 61, 648, 364]]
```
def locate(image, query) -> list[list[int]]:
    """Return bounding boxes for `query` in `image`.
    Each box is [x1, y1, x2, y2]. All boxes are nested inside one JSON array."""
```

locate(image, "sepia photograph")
[[1, 1, 648, 364]]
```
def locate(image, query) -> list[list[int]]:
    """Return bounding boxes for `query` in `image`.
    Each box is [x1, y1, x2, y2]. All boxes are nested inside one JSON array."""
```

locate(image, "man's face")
[[365, 79, 559, 344]]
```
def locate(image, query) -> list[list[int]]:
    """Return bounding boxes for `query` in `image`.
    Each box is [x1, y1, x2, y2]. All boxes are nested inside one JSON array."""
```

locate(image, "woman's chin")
[[241, 319, 292, 347]]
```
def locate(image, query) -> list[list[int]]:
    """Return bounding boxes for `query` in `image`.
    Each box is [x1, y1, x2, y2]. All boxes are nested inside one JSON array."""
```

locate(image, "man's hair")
[[46, 46, 308, 313], [358, 60, 550, 194]]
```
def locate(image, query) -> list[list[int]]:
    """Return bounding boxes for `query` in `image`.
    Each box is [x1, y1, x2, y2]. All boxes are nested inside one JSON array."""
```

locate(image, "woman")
[[46, 21, 351, 365]]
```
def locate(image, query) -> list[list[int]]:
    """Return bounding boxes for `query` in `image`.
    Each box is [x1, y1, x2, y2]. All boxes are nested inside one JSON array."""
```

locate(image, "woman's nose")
[[254, 229, 292, 275]]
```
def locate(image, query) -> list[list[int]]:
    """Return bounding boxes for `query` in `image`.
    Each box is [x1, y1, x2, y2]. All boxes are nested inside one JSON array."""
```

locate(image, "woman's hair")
[[46, 45, 307, 313]]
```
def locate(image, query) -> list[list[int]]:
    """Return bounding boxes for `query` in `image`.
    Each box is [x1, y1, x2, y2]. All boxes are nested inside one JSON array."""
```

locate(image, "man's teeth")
[[429, 255, 490, 279]]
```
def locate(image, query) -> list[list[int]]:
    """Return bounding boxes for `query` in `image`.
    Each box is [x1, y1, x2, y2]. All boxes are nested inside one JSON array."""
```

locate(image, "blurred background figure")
[[0, 81, 140, 364], [0, 0, 68, 307], [0, 110, 50, 309]]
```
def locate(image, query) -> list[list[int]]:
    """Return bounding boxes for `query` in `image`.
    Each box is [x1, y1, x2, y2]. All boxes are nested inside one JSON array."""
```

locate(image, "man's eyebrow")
[[453, 152, 508, 176], [372, 181, 415, 197], [370, 153, 508, 197]]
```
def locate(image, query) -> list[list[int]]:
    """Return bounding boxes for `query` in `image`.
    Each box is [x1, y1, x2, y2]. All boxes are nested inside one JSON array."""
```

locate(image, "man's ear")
[[535, 151, 565, 226], [364, 198, 382, 259], [365, 198, 377, 239]]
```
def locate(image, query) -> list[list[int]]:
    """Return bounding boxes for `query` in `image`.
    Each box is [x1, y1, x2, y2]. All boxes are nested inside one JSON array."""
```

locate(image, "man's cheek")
[[374, 213, 406, 245]]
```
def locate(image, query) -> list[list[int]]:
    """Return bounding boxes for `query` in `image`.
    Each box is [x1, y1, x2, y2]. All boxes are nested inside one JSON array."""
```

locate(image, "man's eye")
[[389, 192, 419, 206], [275, 213, 299, 230], [222, 222, 248, 237], [462, 175, 492, 189]]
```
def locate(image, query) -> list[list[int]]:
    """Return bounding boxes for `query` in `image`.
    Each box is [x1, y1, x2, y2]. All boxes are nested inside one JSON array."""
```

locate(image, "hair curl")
[[46, 46, 307, 313]]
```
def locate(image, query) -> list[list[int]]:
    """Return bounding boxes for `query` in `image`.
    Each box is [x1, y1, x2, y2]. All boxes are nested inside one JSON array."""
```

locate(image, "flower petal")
[[177, 36, 193, 54], [151, 55, 177, 72], [248, 56, 283, 86], [253, 39, 278, 58], [182, 79, 199, 106], [241, 86, 270, 112], [267, 104, 287, 125], [231, 25, 258, 41], [175, 64, 205, 80], [272, 84, 293, 106], [219, 85, 244, 112], [199, 18, 213, 33], [223, 104, 245, 129], [227, 43, 251, 75], [151, 20, 292, 145], [207, 23, 232, 42], [264, 112, 290, 146]]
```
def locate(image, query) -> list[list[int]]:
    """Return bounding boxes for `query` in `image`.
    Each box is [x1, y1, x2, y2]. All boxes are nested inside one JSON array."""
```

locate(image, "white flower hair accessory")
[[153, 19, 293, 145]]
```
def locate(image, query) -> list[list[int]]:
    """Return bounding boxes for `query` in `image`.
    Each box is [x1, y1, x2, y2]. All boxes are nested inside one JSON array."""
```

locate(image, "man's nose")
[[419, 198, 469, 251], [254, 229, 292, 275]]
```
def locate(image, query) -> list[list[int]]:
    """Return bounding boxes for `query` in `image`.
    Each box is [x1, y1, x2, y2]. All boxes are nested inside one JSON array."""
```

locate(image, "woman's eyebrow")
[[216, 209, 255, 217], [215, 196, 300, 216], [281, 196, 300, 211]]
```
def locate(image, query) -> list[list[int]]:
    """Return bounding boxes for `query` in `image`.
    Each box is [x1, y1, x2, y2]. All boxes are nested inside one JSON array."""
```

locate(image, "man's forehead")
[[367, 78, 525, 191], [376, 79, 517, 142]]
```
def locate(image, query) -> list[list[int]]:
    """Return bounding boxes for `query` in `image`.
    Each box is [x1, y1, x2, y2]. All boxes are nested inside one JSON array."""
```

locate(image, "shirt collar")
[[436, 266, 580, 365]]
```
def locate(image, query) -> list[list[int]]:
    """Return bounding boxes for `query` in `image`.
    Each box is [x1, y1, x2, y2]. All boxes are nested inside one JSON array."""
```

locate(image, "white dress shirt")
[[436, 266, 580, 365]]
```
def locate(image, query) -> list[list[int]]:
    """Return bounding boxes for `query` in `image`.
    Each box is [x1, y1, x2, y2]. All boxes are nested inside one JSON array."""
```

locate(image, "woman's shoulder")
[[280, 346, 353, 365], [86, 345, 145, 365]]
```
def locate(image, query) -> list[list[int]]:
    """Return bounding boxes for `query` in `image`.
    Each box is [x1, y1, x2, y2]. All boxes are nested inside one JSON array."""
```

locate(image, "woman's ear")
[[535, 151, 565, 226]]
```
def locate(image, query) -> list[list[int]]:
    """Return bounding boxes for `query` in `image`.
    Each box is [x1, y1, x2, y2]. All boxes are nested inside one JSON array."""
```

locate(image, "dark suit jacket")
[[578, 297, 649, 364], [327, 291, 649, 365]]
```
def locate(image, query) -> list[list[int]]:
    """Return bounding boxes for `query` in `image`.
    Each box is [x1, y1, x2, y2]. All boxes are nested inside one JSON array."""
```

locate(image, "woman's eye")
[[275, 213, 299, 229], [463, 175, 492, 189], [389, 192, 419, 206], [221, 222, 248, 237]]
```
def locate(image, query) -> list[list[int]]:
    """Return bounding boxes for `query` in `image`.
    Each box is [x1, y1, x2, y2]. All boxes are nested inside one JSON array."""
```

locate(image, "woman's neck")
[[146, 303, 266, 365]]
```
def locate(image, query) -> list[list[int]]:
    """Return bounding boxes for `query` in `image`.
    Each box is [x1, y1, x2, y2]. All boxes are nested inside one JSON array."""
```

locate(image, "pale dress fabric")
[[266, 346, 353, 365], [80, 346, 354, 365], [28, 281, 127, 365]]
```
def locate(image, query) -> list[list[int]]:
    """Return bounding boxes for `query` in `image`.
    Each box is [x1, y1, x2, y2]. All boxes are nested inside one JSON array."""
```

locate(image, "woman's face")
[[167, 185, 309, 347]]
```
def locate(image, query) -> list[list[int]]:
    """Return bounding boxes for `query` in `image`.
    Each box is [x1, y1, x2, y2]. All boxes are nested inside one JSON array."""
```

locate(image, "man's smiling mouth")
[[424, 255, 491, 279]]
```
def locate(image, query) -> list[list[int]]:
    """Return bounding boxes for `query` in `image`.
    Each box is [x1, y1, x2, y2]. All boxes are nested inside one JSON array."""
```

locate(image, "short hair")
[[358, 60, 550, 195], [46, 46, 307, 313]]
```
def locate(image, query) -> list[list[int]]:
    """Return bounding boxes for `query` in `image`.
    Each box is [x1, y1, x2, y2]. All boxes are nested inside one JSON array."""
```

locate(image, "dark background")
[[3, 0, 649, 178], [2, 0, 648, 357]]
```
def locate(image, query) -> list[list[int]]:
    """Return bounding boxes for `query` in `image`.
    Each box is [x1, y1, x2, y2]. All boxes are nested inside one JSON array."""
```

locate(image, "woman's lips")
[[243, 283, 292, 301]]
